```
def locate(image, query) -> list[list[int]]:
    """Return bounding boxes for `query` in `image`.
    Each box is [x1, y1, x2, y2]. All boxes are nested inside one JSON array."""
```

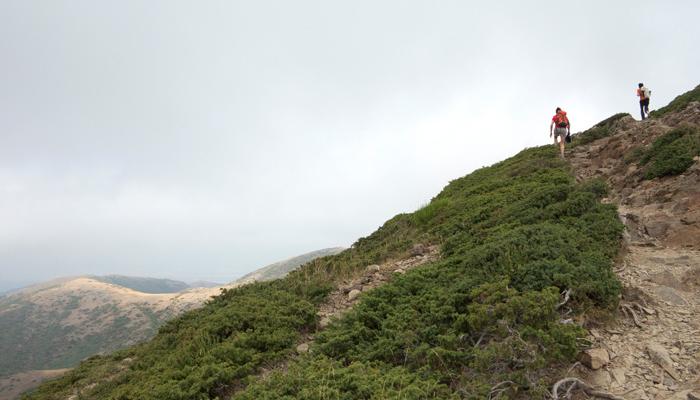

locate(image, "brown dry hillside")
[[0, 277, 219, 377]]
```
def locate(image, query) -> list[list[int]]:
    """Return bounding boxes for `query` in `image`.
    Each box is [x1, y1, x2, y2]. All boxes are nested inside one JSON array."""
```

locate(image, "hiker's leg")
[[560, 140, 565, 158], [640, 102, 645, 120]]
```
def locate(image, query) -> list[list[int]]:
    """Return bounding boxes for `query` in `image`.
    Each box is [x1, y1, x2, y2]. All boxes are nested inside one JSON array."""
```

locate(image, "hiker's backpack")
[[556, 112, 569, 128], [643, 87, 651, 98]]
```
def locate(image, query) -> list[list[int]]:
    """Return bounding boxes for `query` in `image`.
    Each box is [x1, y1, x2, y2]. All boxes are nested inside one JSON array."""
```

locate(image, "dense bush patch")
[[25, 146, 623, 400], [571, 113, 629, 146], [639, 125, 700, 179], [236, 356, 457, 400]]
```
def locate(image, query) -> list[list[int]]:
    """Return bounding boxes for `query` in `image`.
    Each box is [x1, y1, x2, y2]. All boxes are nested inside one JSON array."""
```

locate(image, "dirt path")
[[565, 108, 700, 399]]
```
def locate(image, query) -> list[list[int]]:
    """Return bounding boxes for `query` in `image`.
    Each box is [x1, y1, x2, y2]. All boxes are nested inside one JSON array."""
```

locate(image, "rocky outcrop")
[[567, 103, 700, 399], [570, 102, 700, 250]]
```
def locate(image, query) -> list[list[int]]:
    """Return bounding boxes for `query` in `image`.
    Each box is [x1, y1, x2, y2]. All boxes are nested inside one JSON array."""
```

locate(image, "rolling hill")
[[90, 276, 192, 294], [230, 247, 345, 286], [0, 248, 343, 400]]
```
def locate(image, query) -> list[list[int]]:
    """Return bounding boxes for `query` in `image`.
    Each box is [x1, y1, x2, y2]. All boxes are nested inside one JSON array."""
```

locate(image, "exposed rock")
[[366, 264, 381, 272], [688, 391, 700, 400], [625, 388, 650, 400], [646, 342, 680, 380], [296, 343, 309, 353], [682, 267, 700, 288], [650, 270, 685, 290], [394, 268, 406, 274], [410, 243, 428, 256], [645, 220, 670, 238], [653, 286, 688, 305], [567, 108, 700, 398], [588, 369, 612, 388], [581, 348, 610, 370], [348, 289, 362, 301], [318, 316, 331, 328], [610, 368, 627, 385]]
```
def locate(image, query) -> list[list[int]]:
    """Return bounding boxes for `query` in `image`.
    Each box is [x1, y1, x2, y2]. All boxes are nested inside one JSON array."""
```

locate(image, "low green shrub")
[[640, 125, 700, 179], [235, 356, 457, 400], [571, 113, 629, 146], [623, 146, 645, 165]]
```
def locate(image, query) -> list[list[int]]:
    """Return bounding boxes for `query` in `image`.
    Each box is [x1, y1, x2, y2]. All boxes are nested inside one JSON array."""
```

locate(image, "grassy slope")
[[91, 276, 190, 294], [24, 144, 622, 400], [235, 147, 623, 399], [232, 247, 346, 284], [650, 84, 700, 117]]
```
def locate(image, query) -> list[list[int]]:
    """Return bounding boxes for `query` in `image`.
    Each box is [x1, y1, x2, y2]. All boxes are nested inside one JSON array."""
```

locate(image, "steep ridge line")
[[566, 102, 700, 399]]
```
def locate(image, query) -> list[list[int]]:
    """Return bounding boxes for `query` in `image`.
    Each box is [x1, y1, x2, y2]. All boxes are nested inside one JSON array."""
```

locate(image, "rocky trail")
[[313, 244, 440, 333], [565, 103, 700, 400], [226, 244, 441, 398]]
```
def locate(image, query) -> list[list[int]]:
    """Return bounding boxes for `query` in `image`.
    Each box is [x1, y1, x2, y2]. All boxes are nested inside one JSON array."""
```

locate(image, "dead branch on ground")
[[556, 288, 572, 310], [487, 380, 515, 400], [620, 303, 643, 328], [551, 377, 624, 400]]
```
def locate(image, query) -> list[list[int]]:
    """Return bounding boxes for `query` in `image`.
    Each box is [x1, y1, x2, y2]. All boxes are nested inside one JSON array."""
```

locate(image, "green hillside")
[[23, 143, 623, 399], [92, 275, 190, 294], [231, 247, 346, 285]]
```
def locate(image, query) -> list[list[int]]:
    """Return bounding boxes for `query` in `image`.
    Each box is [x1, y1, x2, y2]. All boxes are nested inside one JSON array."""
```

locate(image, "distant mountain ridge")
[[90, 275, 190, 294], [0, 247, 343, 397], [231, 247, 346, 286], [0, 277, 212, 378]]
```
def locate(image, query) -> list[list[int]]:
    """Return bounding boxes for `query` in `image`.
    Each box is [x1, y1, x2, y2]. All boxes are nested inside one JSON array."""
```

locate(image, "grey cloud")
[[0, 0, 698, 288]]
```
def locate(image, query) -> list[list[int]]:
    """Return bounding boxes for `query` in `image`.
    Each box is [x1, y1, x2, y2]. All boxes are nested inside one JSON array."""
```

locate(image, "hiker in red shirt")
[[549, 107, 570, 159]]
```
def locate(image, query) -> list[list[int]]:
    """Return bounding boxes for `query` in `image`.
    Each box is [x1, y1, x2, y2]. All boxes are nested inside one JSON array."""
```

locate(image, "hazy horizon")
[[1, 1, 699, 292]]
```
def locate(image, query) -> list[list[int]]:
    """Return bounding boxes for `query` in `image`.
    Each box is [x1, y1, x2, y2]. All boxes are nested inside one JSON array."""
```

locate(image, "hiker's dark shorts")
[[640, 98, 650, 107]]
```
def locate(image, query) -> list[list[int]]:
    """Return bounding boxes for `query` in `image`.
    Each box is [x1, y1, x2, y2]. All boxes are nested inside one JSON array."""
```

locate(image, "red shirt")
[[552, 111, 569, 127]]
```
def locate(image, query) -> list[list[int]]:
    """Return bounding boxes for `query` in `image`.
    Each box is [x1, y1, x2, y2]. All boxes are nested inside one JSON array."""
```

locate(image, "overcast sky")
[[0, 1, 698, 291]]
